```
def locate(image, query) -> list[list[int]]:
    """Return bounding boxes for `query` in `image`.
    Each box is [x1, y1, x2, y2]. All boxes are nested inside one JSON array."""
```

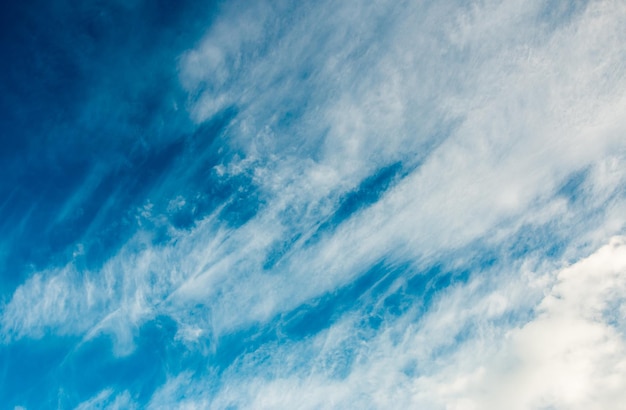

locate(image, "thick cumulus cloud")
[[460, 237, 626, 410], [1, 0, 625, 408]]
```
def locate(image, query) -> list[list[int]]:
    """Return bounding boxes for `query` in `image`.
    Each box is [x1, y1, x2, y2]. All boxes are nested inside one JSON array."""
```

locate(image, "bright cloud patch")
[[418, 237, 626, 410], [1, 0, 625, 409], [472, 239, 626, 410]]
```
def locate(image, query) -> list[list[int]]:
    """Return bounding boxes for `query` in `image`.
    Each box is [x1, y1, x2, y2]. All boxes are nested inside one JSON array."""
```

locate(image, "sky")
[[1, 0, 625, 408]]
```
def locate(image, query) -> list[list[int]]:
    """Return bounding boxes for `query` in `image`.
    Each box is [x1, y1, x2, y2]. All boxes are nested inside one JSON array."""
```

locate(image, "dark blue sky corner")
[[0, 0, 227, 287]]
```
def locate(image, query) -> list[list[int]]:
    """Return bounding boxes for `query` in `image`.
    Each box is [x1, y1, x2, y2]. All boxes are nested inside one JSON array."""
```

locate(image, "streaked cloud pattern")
[[1, 0, 625, 408]]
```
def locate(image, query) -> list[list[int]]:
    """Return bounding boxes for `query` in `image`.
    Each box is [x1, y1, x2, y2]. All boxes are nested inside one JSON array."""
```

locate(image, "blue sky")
[[1, 0, 626, 408]]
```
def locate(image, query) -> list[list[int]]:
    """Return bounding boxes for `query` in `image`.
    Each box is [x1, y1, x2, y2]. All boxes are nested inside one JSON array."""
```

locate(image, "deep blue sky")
[[1, 0, 625, 409]]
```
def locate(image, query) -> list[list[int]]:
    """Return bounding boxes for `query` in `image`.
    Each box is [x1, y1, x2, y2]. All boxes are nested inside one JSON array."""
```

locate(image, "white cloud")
[[1, 3, 625, 405], [74, 388, 136, 410], [147, 237, 626, 409], [437, 237, 626, 410]]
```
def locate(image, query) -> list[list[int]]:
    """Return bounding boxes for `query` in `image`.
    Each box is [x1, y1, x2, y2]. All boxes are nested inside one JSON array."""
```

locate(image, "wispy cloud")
[[74, 388, 136, 410], [1, 0, 625, 408], [146, 236, 626, 409]]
